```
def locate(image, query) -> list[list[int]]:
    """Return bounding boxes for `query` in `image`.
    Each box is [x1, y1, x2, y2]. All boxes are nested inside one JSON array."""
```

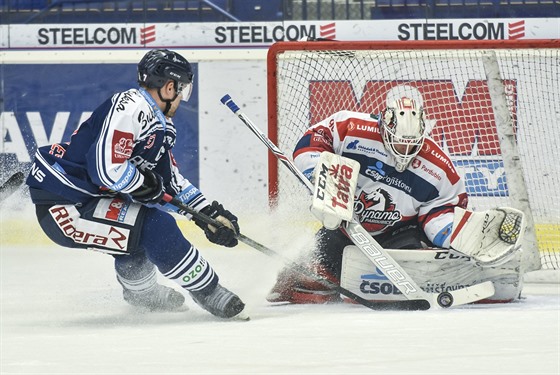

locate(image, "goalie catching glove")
[[194, 201, 240, 247], [450, 207, 525, 264]]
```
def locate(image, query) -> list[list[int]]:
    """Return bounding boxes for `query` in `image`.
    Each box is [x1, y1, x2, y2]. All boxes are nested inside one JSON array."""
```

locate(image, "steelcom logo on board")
[[36, 25, 156, 45], [214, 22, 336, 44], [397, 20, 525, 40]]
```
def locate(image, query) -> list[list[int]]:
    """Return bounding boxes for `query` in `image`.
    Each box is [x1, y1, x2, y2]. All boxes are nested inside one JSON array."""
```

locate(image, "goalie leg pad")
[[340, 245, 523, 303]]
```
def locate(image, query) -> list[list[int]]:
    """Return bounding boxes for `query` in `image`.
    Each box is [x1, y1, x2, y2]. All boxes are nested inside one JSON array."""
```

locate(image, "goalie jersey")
[[26, 88, 207, 213], [293, 110, 468, 248]]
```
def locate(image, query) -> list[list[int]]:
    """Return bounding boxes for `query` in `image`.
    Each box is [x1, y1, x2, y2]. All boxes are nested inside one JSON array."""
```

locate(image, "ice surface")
[[1, 241, 559, 374]]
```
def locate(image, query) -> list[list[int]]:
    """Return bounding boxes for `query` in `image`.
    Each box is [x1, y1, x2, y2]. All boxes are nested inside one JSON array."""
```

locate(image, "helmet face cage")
[[380, 98, 426, 172], [138, 49, 194, 101]]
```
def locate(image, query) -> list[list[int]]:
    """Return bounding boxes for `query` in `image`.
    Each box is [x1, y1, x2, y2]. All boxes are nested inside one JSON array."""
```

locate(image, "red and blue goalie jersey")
[[293, 110, 468, 248]]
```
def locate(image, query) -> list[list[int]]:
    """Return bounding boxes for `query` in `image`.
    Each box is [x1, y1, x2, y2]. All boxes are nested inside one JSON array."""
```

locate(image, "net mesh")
[[270, 42, 559, 270]]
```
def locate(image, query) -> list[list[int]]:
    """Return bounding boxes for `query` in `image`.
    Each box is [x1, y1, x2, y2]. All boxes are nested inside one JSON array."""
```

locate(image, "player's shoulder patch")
[[417, 137, 460, 184]]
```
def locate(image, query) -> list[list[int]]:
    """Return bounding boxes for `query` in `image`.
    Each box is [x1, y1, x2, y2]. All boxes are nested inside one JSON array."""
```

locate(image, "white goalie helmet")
[[380, 97, 426, 172]]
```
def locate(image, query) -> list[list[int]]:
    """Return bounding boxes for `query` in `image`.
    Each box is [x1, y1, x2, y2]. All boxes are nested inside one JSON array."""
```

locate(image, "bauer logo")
[[308, 79, 517, 197]]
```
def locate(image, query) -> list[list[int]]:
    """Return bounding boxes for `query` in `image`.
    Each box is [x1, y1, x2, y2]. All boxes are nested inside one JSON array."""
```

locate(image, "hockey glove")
[[194, 201, 240, 247], [130, 169, 165, 205]]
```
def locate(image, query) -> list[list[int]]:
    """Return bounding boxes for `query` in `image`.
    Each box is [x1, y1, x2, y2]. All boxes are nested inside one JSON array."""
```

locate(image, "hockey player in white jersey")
[[267, 97, 524, 305], [26, 49, 246, 319]]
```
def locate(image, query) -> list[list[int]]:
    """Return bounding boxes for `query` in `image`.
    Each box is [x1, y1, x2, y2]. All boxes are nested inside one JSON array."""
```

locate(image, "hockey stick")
[[0, 172, 25, 203], [220, 94, 495, 309], [162, 193, 430, 311]]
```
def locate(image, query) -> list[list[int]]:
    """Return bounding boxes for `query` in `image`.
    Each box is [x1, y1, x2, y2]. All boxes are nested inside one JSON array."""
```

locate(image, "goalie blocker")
[[311, 152, 360, 230]]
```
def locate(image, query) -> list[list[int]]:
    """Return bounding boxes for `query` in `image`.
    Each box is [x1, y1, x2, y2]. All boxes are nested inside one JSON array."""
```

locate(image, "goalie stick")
[[220, 94, 495, 309], [162, 193, 430, 311], [0, 172, 25, 203]]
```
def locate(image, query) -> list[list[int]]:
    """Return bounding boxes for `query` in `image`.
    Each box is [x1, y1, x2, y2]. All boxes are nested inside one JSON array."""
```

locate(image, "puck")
[[437, 292, 453, 308]]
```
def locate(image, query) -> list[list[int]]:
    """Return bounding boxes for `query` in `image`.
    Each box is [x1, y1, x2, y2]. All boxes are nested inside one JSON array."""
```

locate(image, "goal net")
[[267, 40, 559, 272]]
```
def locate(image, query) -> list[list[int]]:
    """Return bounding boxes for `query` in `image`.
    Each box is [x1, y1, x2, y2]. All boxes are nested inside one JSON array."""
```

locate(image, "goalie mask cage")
[[267, 39, 559, 272]]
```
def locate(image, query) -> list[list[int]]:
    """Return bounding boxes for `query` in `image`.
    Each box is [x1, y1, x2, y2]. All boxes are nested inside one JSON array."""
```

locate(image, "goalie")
[[267, 97, 525, 305]]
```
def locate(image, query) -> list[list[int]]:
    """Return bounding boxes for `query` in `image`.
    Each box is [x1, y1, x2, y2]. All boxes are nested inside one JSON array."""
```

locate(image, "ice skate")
[[190, 283, 248, 320], [123, 284, 186, 312], [266, 266, 341, 304]]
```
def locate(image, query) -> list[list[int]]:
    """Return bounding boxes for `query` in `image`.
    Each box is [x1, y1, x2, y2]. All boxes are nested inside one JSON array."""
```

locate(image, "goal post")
[[267, 39, 560, 272]]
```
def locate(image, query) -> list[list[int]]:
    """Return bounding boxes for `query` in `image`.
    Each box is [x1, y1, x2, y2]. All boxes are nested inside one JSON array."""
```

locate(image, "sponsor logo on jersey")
[[103, 198, 130, 223], [355, 187, 402, 231], [176, 186, 199, 204], [112, 130, 134, 162], [356, 124, 377, 132], [50, 205, 129, 251], [346, 140, 387, 158], [93, 197, 140, 225], [364, 163, 413, 193], [115, 91, 137, 112], [414, 160, 442, 181], [364, 162, 386, 181], [311, 126, 331, 146]]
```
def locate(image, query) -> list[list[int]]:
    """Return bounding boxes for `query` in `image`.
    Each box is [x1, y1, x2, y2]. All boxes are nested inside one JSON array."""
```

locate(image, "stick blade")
[[437, 281, 496, 308], [0, 172, 25, 202]]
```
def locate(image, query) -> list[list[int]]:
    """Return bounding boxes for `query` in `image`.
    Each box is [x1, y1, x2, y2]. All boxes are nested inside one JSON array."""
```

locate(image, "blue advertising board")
[[1, 63, 200, 185]]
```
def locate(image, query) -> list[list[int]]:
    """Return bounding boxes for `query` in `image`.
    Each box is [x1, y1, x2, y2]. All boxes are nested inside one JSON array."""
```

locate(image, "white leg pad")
[[340, 245, 523, 303]]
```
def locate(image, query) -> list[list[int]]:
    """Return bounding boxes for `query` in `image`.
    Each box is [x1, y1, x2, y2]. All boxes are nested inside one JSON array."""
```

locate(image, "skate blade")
[[232, 309, 250, 321]]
